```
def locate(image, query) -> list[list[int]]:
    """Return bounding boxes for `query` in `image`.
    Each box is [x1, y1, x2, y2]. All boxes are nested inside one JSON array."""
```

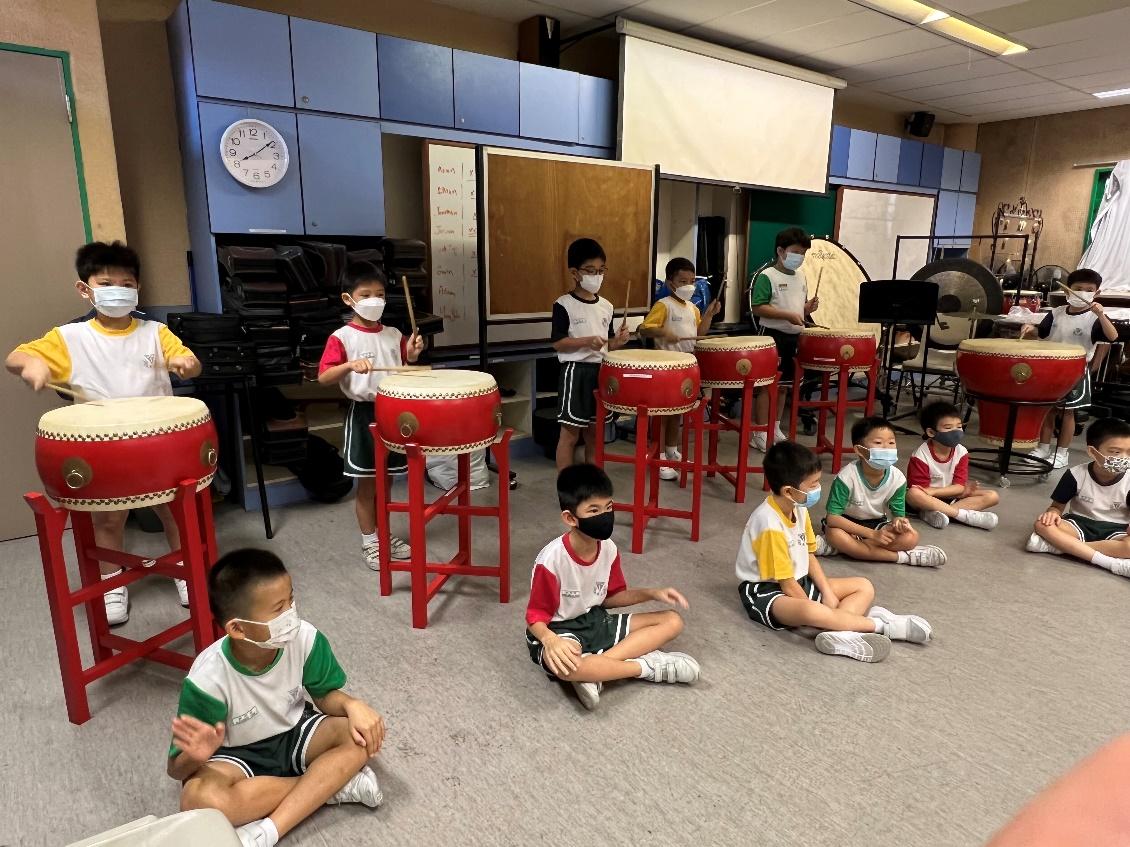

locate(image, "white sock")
[[956, 509, 971, 522], [1056, 447, 1069, 456], [633, 657, 650, 678], [237, 818, 279, 847], [869, 617, 886, 634], [895, 551, 910, 564], [101, 569, 123, 581], [1037, 442, 1051, 451], [361, 532, 376, 547], [664, 447, 678, 459], [1091, 552, 1127, 571]]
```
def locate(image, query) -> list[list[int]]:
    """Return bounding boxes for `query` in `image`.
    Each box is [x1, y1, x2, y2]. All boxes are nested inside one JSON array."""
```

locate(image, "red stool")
[[25, 479, 218, 725], [594, 396, 703, 554], [374, 429, 512, 629], [789, 350, 878, 472]]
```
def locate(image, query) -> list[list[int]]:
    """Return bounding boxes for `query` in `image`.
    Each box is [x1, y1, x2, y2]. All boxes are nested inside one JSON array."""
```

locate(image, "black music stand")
[[859, 280, 938, 435]]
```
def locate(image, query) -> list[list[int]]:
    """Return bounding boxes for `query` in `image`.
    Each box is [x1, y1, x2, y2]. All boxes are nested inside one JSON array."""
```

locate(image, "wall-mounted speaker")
[[519, 16, 560, 68], [906, 111, 936, 138]]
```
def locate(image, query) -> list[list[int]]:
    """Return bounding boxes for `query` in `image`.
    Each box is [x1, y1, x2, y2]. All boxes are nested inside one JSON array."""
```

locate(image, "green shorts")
[[557, 361, 612, 428], [739, 575, 821, 630], [208, 703, 327, 779], [525, 607, 632, 676], [1062, 513, 1127, 543], [344, 400, 407, 478]]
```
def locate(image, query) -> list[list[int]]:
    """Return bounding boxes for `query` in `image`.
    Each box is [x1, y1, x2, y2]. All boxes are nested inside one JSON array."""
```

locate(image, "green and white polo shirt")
[[826, 460, 907, 522]]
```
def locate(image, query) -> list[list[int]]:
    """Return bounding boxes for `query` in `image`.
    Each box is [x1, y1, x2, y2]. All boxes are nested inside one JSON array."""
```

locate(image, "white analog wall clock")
[[220, 118, 289, 188]]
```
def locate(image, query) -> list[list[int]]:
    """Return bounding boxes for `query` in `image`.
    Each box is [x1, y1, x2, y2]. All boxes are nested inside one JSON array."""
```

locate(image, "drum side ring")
[[36, 413, 213, 442], [380, 435, 498, 455], [51, 472, 216, 510]]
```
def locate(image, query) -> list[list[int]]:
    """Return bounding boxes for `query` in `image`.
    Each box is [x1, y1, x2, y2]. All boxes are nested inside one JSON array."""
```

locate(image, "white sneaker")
[[750, 430, 768, 452], [571, 680, 601, 710], [1029, 443, 1052, 461], [103, 581, 129, 626], [1109, 560, 1130, 578], [326, 765, 383, 808], [363, 542, 380, 572], [659, 466, 678, 481], [903, 545, 946, 567], [235, 819, 277, 847], [1025, 532, 1062, 555], [814, 631, 890, 663], [175, 576, 190, 607], [921, 510, 950, 529], [815, 535, 838, 557], [773, 423, 788, 443], [868, 606, 932, 644], [957, 510, 998, 531], [389, 536, 412, 560], [1052, 449, 1070, 469], [638, 650, 700, 684]]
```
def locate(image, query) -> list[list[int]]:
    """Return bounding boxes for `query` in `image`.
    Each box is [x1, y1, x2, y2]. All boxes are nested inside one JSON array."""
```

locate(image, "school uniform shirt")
[[1037, 306, 1106, 361], [15, 318, 192, 401], [525, 534, 627, 625], [826, 461, 908, 521], [1050, 463, 1130, 524], [551, 291, 616, 364], [639, 295, 701, 354], [750, 266, 808, 335], [168, 621, 346, 754], [735, 496, 817, 584], [906, 440, 969, 490], [318, 322, 407, 402]]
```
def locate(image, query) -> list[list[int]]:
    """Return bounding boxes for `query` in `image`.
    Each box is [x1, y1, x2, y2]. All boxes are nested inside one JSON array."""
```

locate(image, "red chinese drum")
[[693, 336, 778, 388], [599, 350, 700, 416], [35, 396, 218, 511], [797, 328, 878, 373], [956, 339, 1086, 448], [1001, 290, 1041, 313], [376, 369, 501, 455]]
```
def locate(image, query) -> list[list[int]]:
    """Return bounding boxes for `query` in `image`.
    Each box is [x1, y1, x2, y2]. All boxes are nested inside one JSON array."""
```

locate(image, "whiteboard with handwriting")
[[426, 142, 480, 347]]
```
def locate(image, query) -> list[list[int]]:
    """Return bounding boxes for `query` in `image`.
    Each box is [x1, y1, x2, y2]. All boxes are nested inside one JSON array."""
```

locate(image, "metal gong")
[[911, 258, 1002, 350]]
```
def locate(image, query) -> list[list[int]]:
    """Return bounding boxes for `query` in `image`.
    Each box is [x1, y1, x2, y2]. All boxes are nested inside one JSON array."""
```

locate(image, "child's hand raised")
[[406, 331, 426, 359], [171, 715, 225, 763], [649, 587, 689, 609]]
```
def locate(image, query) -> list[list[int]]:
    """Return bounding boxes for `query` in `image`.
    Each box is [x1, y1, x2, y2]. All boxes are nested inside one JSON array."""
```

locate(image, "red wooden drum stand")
[[789, 358, 879, 473], [593, 395, 704, 555]]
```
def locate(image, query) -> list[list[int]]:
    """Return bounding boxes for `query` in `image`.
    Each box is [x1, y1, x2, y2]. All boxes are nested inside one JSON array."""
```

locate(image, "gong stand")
[[990, 197, 1043, 284]]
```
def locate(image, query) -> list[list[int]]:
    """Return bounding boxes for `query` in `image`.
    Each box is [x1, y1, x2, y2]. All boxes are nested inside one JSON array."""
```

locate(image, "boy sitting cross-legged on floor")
[[737, 441, 932, 664], [170, 549, 385, 847], [524, 463, 700, 711], [906, 400, 1000, 531], [1026, 417, 1130, 578]]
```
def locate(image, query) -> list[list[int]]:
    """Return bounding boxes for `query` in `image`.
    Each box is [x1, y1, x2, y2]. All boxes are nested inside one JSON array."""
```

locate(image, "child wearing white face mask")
[[5, 240, 202, 624], [638, 257, 721, 480], [318, 262, 425, 571], [818, 416, 947, 567], [170, 549, 386, 847], [1026, 417, 1130, 578]]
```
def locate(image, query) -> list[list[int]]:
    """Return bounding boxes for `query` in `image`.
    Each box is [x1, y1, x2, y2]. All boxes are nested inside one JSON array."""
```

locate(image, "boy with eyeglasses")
[[550, 238, 630, 470]]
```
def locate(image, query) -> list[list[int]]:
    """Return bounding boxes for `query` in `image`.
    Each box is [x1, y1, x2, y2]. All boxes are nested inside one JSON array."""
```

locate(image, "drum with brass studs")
[[599, 350, 700, 416], [797, 328, 878, 373], [956, 338, 1085, 448], [35, 396, 218, 510], [376, 369, 501, 455], [693, 336, 778, 388]]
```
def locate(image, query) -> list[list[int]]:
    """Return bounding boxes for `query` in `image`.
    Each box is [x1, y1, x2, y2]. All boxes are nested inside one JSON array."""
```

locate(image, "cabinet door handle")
[[301, 95, 310, 104]]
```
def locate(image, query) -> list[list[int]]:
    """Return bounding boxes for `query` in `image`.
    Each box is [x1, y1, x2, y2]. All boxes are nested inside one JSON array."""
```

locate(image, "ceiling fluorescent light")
[[1094, 88, 1130, 99], [851, 0, 949, 26], [923, 15, 1028, 56]]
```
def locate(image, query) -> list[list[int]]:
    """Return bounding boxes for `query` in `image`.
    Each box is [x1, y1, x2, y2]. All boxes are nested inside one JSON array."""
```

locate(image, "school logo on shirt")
[[143, 353, 157, 369], [288, 685, 304, 707], [594, 581, 606, 595], [232, 705, 259, 725], [561, 588, 581, 598]]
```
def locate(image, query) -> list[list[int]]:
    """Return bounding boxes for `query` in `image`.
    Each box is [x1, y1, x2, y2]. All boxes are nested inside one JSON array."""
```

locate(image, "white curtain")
[[1079, 160, 1130, 291]]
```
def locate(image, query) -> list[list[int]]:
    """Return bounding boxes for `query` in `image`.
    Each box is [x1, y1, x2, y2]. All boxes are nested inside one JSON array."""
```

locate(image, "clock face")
[[220, 119, 289, 188]]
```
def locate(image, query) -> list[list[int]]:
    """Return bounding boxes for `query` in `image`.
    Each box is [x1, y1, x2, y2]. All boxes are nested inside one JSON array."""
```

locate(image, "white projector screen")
[[620, 35, 835, 193]]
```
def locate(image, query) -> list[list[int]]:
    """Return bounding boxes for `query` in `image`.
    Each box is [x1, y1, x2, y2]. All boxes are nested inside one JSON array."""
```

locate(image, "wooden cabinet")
[[298, 114, 384, 237], [187, 0, 293, 107], [291, 19, 379, 117], [519, 64, 579, 142], [378, 35, 454, 127], [453, 50, 518, 135]]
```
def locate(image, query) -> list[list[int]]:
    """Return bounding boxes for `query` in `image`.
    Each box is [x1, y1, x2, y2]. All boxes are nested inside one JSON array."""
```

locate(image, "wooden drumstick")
[[621, 279, 632, 330], [401, 275, 418, 337], [813, 266, 824, 299], [1055, 279, 1091, 307], [46, 382, 84, 400]]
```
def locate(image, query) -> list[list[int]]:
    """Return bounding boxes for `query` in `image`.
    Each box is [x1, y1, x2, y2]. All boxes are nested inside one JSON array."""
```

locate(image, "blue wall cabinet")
[[896, 139, 923, 186], [187, 0, 293, 107], [845, 129, 877, 180], [453, 50, 518, 135], [579, 75, 615, 148], [378, 36, 454, 127], [941, 146, 964, 190], [920, 143, 944, 188], [291, 19, 379, 117], [298, 114, 384, 236], [199, 102, 303, 234], [520, 64, 579, 143], [829, 126, 850, 178], [953, 192, 976, 248], [933, 190, 958, 247], [960, 150, 981, 193], [873, 134, 901, 183]]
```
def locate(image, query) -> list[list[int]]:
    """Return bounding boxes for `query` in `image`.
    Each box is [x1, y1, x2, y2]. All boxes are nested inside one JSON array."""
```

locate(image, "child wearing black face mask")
[[906, 401, 1000, 531], [524, 464, 700, 711]]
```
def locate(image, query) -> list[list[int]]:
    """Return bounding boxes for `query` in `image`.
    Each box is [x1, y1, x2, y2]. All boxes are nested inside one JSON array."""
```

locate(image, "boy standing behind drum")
[[749, 227, 819, 451], [637, 257, 720, 480], [318, 262, 425, 572], [551, 238, 631, 470], [5, 241, 202, 625]]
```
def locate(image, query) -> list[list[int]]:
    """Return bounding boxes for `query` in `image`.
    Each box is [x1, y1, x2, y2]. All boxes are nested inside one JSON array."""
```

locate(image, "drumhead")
[[694, 335, 776, 352], [799, 238, 879, 341], [800, 327, 875, 340], [958, 338, 1085, 358], [603, 350, 697, 369], [37, 396, 210, 438], [378, 368, 498, 400]]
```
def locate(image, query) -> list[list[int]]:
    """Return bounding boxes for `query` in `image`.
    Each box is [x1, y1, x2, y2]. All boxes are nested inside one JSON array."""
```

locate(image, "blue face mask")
[[864, 447, 898, 470], [780, 252, 805, 272], [801, 485, 822, 509]]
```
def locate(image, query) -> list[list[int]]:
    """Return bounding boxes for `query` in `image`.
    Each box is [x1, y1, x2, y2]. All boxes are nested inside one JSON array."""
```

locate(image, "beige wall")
[[2, 0, 125, 243], [832, 96, 945, 145], [101, 20, 190, 305], [974, 104, 1130, 271]]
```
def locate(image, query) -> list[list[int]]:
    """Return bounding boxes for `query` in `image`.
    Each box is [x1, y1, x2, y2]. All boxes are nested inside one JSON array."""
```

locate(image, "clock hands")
[[240, 140, 276, 162]]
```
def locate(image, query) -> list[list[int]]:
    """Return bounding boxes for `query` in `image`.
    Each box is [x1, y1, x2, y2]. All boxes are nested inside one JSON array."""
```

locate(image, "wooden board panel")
[[484, 149, 654, 317]]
